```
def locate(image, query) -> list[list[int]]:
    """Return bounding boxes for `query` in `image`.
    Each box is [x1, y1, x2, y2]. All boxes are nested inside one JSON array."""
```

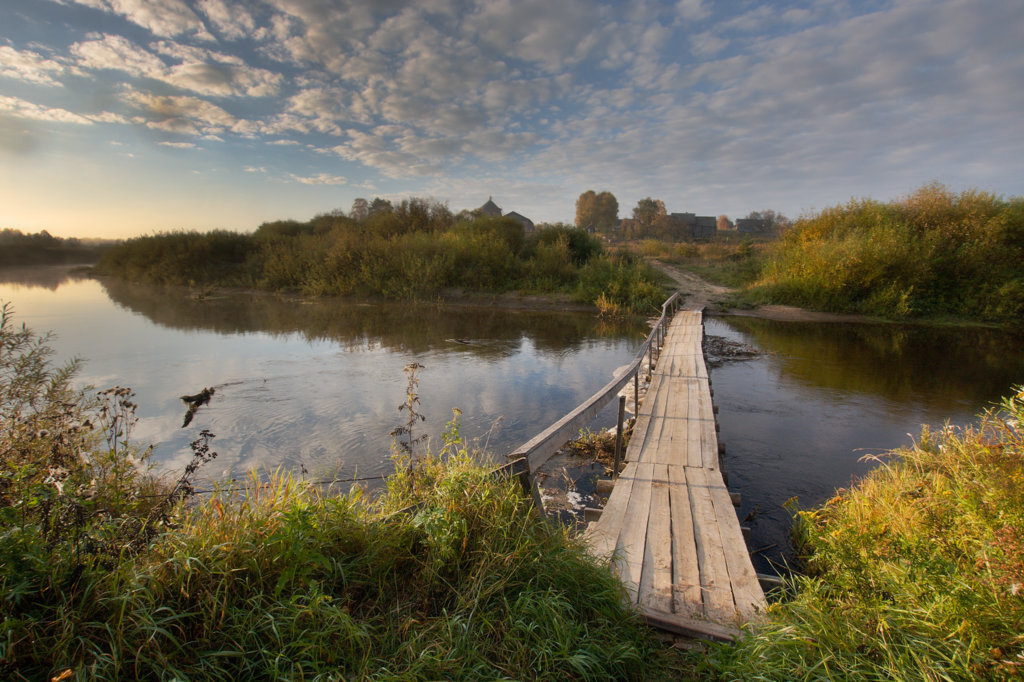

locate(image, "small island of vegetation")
[[94, 198, 667, 316]]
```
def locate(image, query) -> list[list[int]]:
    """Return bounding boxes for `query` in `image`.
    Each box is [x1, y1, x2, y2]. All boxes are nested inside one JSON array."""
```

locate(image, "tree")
[[369, 197, 393, 216], [745, 210, 788, 232], [575, 190, 618, 232], [350, 198, 369, 221], [632, 197, 666, 236], [717, 215, 734, 231]]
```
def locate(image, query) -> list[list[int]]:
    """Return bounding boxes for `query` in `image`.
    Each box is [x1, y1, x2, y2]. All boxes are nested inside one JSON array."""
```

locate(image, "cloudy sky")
[[1, 0, 1021, 238]]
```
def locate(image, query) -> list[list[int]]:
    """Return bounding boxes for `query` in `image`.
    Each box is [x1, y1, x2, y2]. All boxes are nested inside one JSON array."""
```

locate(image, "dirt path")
[[651, 260, 875, 323]]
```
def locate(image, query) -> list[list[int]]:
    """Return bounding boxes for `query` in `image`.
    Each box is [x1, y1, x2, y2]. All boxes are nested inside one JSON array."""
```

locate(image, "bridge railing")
[[494, 291, 683, 507]]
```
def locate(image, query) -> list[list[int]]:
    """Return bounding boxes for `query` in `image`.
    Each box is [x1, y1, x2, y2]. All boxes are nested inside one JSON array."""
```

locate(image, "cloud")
[[463, 0, 608, 72], [690, 32, 729, 57], [70, 35, 282, 97], [0, 46, 71, 86], [63, 0, 213, 39], [70, 33, 166, 77], [121, 91, 260, 136], [157, 140, 196, 148], [676, 0, 710, 21], [244, 165, 267, 172], [196, 0, 257, 40], [0, 94, 125, 124], [290, 172, 347, 185]]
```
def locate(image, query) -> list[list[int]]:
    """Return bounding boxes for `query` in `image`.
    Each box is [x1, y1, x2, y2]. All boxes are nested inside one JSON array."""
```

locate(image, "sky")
[[1, 0, 1022, 239]]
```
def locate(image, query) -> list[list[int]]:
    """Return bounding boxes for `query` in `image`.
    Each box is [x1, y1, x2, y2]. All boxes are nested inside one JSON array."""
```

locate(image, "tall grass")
[[1, 306, 673, 679], [749, 184, 1024, 322], [706, 387, 1024, 680], [95, 205, 667, 314]]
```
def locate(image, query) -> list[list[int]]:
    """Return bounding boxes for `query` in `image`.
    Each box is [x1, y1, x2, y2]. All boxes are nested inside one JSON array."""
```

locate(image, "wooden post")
[[634, 370, 640, 416], [613, 395, 626, 478]]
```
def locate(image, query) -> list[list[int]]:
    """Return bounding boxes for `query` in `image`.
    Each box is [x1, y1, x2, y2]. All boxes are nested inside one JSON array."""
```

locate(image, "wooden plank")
[[688, 466, 736, 624], [584, 460, 639, 559], [665, 379, 691, 467], [705, 469, 766, 621], [639, 606, 739, 643], [668, 464, 702, 619], [638, 464, 673, 614], [615, 461, 655, 603], [645, 374, 676, 465], [696, 378, 720, 471], [686, 379, 703, 468]]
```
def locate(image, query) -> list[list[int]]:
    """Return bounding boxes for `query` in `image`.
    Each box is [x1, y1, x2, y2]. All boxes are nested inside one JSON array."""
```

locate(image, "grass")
[[94, 204, 670, 315], [700, 387, 1024, 680], [747, 184, 1024, 323], [0, 305, 679, 680]]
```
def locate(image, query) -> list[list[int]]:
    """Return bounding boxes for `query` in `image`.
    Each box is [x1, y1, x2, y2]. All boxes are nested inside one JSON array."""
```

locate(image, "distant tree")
[[575, 190, 618, 232], [745, 210, 788, 232], [717, 215, 734, 231], [632, 197, 666, 236], [575, 190, 596, 228], [369, 198, 393, 216], [350, 198, 369, 221]]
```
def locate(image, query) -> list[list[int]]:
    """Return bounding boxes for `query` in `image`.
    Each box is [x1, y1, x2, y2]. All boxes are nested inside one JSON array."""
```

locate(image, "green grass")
[[701, 387, 1024, 680], [0, 305, 678, 680]]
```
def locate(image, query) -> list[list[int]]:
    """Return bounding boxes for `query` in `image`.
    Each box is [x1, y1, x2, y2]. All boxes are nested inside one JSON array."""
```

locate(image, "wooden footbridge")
[[499, 293, 765, 641]]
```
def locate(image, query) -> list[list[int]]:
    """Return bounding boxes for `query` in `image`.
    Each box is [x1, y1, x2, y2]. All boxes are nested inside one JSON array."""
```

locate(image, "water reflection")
[[722, 316, 1024, 411], [708, 315, 1024, 576], [1, 268, 646, 489], [98, 276, 644, 357], [0, 264, 91, 290]]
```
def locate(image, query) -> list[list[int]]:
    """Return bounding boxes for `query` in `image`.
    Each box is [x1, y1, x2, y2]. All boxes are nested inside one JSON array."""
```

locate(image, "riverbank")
[[705, 388, 1024, 680]]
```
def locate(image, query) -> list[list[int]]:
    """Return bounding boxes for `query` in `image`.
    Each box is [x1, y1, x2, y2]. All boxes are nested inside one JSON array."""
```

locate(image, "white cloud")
[[158, 140, 196, 148], [0, 94, 127, 124], [676, 0, 710, 21], [290, 172, 347, 185], [0, 46, 70, 86], [71, 34, 166, 77], [690, 32, 729, 57], [196, 0, 257, 40], [243, 165, 266, 172], [63, 0, 213, 39], [71, 35, 282, 97]]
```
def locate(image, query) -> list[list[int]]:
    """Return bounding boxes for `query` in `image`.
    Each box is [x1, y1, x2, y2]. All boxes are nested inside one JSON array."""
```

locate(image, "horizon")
[[1, 0, 1022, 240]]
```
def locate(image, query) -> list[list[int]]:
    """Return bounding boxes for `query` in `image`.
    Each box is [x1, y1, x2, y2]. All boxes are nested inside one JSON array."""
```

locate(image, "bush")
[[748, 184, 1024, 322]]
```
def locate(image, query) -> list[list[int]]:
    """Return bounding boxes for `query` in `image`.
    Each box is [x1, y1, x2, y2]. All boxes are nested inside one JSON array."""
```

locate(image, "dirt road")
[[651, 260, 873, 323]]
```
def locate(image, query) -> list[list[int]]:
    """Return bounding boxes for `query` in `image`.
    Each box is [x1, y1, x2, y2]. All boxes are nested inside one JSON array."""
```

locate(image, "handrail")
[[507, 290, 682, 477]]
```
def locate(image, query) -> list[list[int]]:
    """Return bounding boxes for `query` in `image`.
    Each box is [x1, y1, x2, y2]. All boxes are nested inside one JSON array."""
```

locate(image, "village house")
[[475, 197, 535, 233]]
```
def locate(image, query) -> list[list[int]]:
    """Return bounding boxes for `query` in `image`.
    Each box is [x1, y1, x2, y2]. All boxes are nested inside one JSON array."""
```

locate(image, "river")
[[3, 265, 1022, 574]]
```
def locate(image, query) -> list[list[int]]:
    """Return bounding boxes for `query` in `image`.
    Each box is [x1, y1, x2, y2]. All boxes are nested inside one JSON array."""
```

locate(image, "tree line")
[[95, 197, 667, 314], [573, 190, 785, 240], [0, 228, 115, 266]]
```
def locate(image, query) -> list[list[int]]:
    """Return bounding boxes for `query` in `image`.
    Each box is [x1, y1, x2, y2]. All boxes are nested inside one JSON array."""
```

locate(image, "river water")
[[3, 266, 1023, 573], [0, 266, 646, 485]]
